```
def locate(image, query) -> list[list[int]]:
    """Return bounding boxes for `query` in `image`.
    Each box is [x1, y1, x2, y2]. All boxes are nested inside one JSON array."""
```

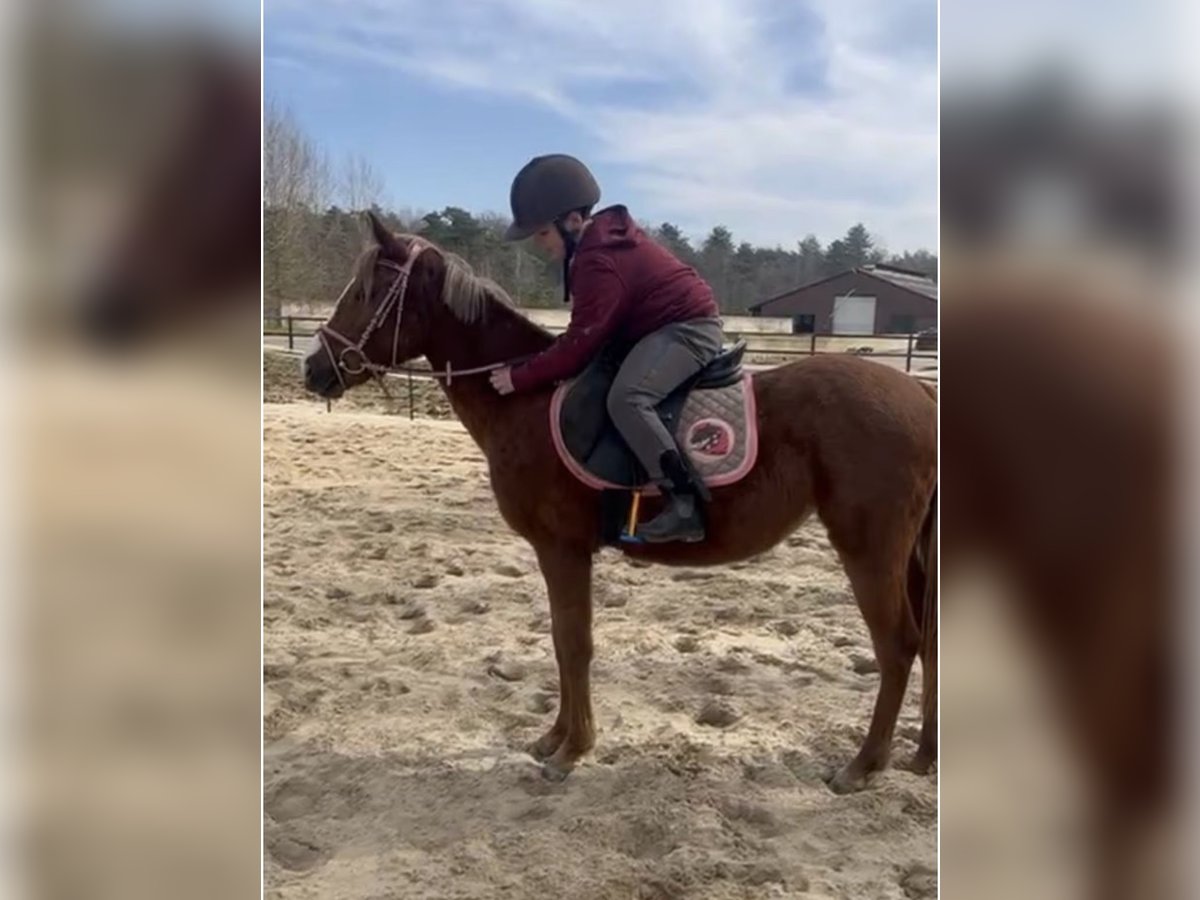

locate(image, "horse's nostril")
[[302, 356, 340, 396]]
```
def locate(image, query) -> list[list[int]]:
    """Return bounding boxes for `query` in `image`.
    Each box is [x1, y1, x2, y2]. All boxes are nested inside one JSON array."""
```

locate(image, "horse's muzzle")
[[302, 355, 344, 398]]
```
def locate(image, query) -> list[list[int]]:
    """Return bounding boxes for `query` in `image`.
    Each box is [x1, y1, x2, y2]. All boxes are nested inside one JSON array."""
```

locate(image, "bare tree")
[[263, 99, 331, 211], [338, 153, 386, 212], [263, 100, 332, 322]]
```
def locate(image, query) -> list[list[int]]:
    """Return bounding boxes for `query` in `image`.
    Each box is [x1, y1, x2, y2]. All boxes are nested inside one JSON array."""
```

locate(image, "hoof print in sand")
[[597, 585, 629, 608], [673, 635, 701, 654], [780, 750, 830, 785], [773, 619, 801, 637], [459, 598, 490, 615], [395, 601, 425, 620], [699, 674, 734, 696], [408, 616, 437, 635], [850, 653, 880, 675], [487, 659, 527, 682], [900, 863, 937, 898], [715, 655, 752, 675], [695, 700, 740, 728], [266, 830, 330, 872]]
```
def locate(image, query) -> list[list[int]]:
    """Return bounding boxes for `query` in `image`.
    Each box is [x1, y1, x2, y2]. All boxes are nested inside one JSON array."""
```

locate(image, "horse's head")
[[303, 211, 443, 398], [81, 51, 259, 345]]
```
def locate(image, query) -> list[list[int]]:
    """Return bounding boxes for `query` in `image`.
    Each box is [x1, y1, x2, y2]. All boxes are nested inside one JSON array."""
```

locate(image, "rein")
[[316, 240, 528, 394]]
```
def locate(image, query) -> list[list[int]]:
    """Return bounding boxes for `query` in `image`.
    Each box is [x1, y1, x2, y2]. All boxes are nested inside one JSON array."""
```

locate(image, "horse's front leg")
[[530, 543, 595, 780]]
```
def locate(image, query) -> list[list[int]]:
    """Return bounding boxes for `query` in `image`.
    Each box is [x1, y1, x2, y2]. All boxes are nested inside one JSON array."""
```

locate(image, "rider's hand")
[[490, 366, 515, 396]]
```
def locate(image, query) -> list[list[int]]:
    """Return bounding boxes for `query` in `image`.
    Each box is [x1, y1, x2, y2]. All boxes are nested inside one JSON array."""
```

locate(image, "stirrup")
[[618, 490, 645, 544]]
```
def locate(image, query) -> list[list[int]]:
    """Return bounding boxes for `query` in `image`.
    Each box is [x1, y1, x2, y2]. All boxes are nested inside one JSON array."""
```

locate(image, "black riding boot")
[[637, 451, 706, 544]]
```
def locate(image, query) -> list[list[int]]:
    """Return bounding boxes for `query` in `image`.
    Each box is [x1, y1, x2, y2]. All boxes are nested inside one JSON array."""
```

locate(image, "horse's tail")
[[915, 486, 938, 727]]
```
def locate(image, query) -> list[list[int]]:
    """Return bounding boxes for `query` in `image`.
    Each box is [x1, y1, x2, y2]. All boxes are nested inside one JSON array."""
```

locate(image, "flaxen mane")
[[342, 238, 529, 330], [437, 247, 518, 325]]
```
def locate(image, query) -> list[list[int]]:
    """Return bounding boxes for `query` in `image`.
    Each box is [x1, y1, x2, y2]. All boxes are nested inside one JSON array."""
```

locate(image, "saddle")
[[549, 340, 759, 496]]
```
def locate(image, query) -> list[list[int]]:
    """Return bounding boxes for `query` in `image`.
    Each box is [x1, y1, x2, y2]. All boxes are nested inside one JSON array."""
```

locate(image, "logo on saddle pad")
[[685, 418, 736, 461]]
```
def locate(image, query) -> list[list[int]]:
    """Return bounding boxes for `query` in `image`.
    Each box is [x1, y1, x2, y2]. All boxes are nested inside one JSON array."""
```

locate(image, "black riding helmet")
[[503, 154, 601, 242], [505, 154, 601, 303]]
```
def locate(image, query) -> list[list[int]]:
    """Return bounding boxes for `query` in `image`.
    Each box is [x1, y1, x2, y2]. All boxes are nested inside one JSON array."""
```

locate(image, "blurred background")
[[4, 1, 260, 898], [940, 1, 1195, 898]]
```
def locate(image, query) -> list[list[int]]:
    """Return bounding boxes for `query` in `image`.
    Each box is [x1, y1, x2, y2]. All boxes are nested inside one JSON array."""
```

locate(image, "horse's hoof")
[[540, 760, 572, 782], [827, 764, 874, 795], [908, 752, 937, 776], [529, 730, 565, 761]]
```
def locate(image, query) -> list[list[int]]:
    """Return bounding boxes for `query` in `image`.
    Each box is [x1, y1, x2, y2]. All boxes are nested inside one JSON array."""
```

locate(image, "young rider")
[[490, 154, 724, 543]]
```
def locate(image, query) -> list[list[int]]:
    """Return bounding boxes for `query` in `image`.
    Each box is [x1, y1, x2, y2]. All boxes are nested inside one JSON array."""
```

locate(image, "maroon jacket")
[[509, 206, 720, 393]]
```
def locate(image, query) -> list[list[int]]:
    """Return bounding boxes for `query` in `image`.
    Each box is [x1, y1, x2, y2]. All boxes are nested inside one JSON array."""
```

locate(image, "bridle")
[[316, 239, 521, 393]]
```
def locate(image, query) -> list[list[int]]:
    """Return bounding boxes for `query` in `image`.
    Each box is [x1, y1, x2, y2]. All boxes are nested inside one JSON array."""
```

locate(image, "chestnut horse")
[[302, 213, 938, 790]]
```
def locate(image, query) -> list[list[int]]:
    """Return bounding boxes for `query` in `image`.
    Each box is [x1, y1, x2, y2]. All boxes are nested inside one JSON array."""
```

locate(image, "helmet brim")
[[503, 221, 541, 242]]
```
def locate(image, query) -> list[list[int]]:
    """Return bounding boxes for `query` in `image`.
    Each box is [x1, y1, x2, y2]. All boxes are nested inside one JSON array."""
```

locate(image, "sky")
[[265, 0, 937, 253]]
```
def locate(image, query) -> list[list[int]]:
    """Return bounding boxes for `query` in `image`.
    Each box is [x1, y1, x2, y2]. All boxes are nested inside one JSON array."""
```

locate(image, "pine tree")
[[654, 222, 697, 266], [843, 223, 874, 268], [699, 226, 734, 310], [796, 235, 824, 284]]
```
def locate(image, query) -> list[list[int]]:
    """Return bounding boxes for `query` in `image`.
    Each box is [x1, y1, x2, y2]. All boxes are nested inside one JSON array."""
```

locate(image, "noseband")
[[316, 240, 430, 392], [316, 240, 532, 395]]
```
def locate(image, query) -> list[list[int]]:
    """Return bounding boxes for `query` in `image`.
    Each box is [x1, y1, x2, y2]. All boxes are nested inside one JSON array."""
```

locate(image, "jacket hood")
[[578, 205, 640, 251]]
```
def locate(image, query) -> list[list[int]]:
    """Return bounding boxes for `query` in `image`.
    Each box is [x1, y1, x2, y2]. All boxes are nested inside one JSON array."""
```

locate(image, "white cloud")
[[270, 0, 937, 251]]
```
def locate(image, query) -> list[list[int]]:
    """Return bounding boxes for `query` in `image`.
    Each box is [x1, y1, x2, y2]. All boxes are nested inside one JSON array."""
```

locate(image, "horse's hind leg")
[[531, 544, 595, 780], [910, 656, 937, 774], [827, 545, 921, 793], [907, 547, 938, 775]]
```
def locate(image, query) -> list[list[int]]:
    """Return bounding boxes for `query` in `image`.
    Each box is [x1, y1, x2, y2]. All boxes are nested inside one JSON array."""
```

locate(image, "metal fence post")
[[810, 331, 817, 356], [905, 332, 913, 373], [408, 369, 415, 421], [286, 316, 294, 350]]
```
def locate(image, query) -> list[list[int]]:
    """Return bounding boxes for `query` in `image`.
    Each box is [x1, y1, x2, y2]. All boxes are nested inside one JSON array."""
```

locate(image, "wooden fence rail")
[[266, 315, 937, 373]]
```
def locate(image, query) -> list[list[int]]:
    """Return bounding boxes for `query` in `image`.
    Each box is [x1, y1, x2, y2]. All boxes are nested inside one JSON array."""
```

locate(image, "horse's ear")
[[365, 210, 398, 252]]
